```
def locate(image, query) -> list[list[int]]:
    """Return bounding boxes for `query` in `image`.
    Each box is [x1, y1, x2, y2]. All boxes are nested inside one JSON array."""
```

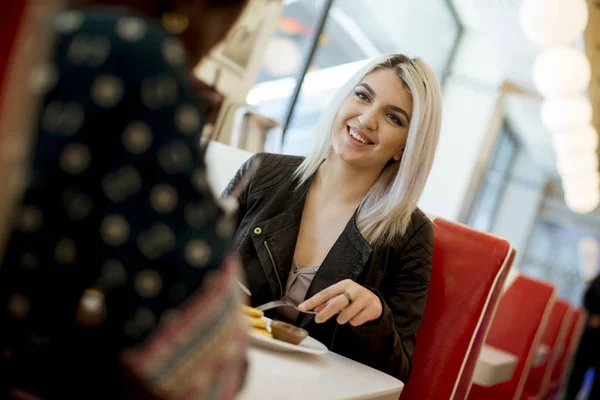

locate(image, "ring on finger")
[[342, 291, 353, 304]]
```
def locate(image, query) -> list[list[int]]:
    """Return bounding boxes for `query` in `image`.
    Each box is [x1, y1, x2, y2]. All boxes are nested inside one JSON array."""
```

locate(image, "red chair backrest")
[[400, 218, 515, 400], [523, 299, 573, 397], [549, 308, 587, 388], [468, 275, 556, 400]]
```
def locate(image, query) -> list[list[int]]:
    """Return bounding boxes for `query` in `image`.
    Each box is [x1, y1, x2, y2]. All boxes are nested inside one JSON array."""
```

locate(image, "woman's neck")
[[313, 155, 380, 206]]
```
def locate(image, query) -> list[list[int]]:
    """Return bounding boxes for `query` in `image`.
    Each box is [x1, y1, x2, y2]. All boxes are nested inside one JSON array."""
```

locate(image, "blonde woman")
[[225, 54, 442, 381]]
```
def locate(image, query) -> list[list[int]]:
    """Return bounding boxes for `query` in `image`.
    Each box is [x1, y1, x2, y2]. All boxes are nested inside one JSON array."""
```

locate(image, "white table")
[[473, 345, 518, 387], [237, 346, 404, 400]]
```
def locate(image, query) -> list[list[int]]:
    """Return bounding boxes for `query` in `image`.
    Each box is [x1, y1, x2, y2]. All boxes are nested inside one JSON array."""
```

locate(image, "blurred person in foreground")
[[0, 0, 252, 399], [565, 274, 600, 400], [224, 55, 441, 382]]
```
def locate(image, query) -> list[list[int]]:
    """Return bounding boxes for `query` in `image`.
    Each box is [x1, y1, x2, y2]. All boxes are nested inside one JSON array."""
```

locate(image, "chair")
[[468, 275, 556, 400], [522, 299, 573, 399], [204, 140, 254, 196], [543, 307, 587, 400], [400, 220, 515, 400]]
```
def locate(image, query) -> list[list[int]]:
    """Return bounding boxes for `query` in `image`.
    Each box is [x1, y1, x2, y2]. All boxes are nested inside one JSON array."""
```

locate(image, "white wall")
[[419, 30, 504, 221]]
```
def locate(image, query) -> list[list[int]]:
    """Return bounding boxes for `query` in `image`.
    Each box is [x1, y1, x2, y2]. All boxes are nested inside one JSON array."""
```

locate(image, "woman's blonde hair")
[[294, 54, 442, 246]]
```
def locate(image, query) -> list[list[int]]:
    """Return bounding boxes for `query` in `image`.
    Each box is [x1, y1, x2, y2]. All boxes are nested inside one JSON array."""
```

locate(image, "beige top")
[[277, 260, 320, 321]]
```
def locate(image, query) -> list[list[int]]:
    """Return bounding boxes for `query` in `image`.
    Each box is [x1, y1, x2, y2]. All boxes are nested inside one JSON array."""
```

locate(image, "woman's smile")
[[346, 125, 375, 146]]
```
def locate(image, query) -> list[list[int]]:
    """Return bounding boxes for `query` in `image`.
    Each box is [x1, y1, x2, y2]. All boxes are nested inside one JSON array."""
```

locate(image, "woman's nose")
[[359, 107, 378, 130]]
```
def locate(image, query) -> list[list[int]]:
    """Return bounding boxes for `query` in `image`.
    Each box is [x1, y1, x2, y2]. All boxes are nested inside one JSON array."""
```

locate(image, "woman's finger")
[[349, 308, 373, 327], [336, 296, 366, 325], [314, 294, 349, 324], [314, 303, 327, 313], [299, 280, 351, 311]]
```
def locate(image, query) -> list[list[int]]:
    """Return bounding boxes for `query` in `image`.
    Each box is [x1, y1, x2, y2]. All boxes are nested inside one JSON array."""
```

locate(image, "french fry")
[[251, 327, 272, 338], [246, 316, 267, 329], [241, 304, 264, 318]]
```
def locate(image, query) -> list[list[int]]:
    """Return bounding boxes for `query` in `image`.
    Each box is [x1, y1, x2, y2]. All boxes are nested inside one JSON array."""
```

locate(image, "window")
[[521, 219, 599, 306], [246, 0, 461, 154], [465, 125, 518, 231]]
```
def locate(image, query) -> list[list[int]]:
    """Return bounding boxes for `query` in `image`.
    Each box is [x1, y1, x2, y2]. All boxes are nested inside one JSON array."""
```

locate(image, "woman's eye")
[[388, 113, 404, 127], [354, 91, 369, 101]]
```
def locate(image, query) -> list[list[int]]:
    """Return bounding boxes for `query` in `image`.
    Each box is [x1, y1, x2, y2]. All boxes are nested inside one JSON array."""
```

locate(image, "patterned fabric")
[[0, 8, 246, 400]]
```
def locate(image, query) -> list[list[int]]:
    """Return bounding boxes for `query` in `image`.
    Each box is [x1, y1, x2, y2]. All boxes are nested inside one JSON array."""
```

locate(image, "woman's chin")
[[331, 149, 368, 167]]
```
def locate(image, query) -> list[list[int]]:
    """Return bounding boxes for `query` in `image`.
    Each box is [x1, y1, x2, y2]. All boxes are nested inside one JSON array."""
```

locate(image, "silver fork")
[[255, 299, 317, 315]]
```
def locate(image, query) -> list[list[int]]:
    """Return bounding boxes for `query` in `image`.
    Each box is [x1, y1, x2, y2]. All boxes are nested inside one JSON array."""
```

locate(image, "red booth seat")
[[543, 307, 587, 400], [523, 299, 573, 399], [468, 275, 556, 400], [400, 218, 515, 400]]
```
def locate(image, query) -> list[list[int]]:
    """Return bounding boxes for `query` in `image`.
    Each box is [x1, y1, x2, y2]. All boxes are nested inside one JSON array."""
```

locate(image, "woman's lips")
[[346, 125, 374, 145]]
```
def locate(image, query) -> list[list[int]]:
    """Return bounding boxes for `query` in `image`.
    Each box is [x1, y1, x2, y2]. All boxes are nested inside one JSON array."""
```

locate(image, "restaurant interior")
[[2, 0, 600, 399]]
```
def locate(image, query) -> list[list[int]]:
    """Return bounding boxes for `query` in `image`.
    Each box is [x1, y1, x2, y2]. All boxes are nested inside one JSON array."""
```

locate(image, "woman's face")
[[330, 68, 413, 172]]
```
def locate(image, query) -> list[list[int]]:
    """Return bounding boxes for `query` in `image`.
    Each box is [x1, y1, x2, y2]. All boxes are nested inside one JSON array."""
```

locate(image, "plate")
[[248, 318, 328, 355]]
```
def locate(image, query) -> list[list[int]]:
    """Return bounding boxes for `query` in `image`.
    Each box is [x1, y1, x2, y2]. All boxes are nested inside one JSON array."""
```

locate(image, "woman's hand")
[[298, 279, 383, 327]]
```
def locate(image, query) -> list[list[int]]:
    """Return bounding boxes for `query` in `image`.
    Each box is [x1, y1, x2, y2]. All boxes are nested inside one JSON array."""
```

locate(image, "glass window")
[[465, 125, 518, 232], [521, 219, 600, 306], [527, 221, 556, 263], [246, 0, 325, 125], [246, 0, 461, 154]]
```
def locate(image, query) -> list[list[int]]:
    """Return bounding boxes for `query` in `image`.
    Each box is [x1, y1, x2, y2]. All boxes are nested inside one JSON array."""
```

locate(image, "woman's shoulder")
[[53, 8, 168, 42], [409, 208, 434, 233], [51, 8, 190, 78], [245, 152, 305, 193], [389, 208, 434, 254], [54, 8, 168, 38], [252, 152, 305, 173], [383, 208, 434, 282]]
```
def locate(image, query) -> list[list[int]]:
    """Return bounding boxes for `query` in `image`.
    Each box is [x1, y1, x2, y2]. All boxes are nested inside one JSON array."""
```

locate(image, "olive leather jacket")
[[224, 153, 433, 382]]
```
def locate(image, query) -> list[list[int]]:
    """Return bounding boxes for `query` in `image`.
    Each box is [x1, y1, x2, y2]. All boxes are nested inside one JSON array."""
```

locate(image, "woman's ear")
[[393, 149, 404, 161]]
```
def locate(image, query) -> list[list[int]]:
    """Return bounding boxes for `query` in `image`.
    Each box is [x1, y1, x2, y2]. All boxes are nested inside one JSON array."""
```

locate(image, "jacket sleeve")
[[352, 219, 434, 382]]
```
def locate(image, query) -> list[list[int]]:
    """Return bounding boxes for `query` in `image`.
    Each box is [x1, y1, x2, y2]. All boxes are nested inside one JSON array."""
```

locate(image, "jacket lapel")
[[250, 201, 304, 299], [249, 176, 312, 299], [300, 216, 372, 327]]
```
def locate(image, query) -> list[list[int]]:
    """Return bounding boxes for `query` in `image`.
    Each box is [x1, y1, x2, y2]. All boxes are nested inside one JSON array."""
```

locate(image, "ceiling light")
[[541, 95, 592, 132], [565, 189, 600, 213], [556, 151, 598, 176], [552, 124, 599, 154], [533, 47, 591, 96], [262, 36, 303, 77], [520, 0, 588, 47]]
